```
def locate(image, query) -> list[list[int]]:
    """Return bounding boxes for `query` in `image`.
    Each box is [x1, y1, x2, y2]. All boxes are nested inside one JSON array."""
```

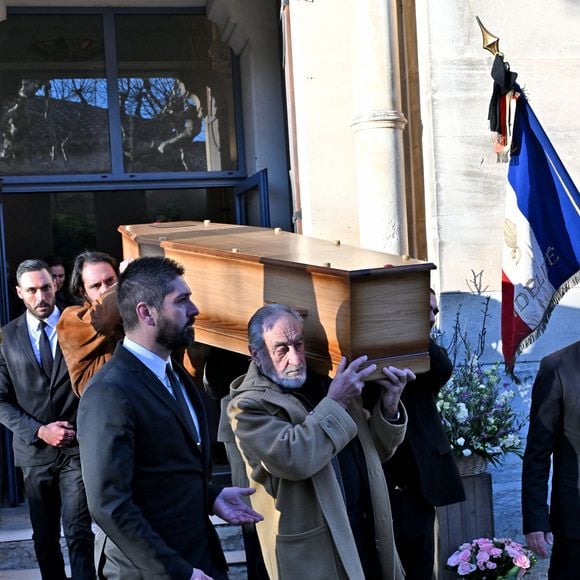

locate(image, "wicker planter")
[[455, 454, 488, 477]]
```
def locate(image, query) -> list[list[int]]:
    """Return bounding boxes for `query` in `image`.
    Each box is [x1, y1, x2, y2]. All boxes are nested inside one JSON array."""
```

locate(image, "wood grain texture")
[[435, 472, 495, 579], [119, 222, 435, 377]]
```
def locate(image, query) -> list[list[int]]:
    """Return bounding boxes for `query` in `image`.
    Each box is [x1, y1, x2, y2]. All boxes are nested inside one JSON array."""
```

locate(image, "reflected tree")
[[0, 76, 110, 174], [120, 77, 206, 172]]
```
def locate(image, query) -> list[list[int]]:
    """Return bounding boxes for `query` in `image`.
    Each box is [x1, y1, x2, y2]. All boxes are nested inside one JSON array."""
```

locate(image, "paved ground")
[[489, 372, 549, 579], [491, 456, 549, 578], [0, 461, 549, 580], [0, 507, 247, 579]]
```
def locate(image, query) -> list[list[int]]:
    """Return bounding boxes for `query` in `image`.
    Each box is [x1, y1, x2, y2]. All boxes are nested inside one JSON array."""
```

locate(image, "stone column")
[[351, 0, 408, 255]]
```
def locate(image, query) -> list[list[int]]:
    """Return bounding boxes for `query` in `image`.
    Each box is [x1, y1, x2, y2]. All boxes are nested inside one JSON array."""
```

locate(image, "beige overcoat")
[[226, 362, 406, 580]]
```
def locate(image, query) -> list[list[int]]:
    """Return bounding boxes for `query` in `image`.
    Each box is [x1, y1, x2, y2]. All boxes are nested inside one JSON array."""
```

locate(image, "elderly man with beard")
[[77, 256, 262, 580], [226, 303, 416, 580]]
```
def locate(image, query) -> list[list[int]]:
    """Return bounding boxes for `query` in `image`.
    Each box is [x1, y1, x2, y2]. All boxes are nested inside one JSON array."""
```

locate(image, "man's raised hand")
[[327, 356, 377, 408], [376, 366, 415, 419]]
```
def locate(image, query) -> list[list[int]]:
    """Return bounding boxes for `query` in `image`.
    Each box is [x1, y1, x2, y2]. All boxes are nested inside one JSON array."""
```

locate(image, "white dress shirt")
[[122, 337, 201, 442], [25, 307, 60, 366]]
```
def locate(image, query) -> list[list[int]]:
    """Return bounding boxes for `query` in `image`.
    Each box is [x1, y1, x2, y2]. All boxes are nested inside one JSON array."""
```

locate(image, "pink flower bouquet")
[[447, 537, 536, 579]]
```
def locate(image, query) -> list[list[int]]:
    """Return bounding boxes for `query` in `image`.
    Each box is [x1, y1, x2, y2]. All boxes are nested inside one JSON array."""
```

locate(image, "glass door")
[[233, 169, 270, 226]]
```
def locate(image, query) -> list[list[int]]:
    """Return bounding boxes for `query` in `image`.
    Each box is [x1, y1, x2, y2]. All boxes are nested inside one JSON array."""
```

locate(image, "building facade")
[[1, 0, 579, 503]]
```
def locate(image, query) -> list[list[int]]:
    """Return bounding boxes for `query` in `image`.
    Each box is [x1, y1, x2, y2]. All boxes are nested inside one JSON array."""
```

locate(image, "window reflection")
[[0, 12, 239, 178], [116, 15, 238, 174], [119, 77, 206, 172], [0, 15, 111, 175]]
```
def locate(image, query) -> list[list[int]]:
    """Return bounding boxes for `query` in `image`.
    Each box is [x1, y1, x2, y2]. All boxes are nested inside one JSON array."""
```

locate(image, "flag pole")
[[476, 17, 502, 57]]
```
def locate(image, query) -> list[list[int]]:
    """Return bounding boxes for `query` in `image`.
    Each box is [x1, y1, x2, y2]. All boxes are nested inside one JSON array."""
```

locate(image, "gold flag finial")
[[476, 16, 502, 56]]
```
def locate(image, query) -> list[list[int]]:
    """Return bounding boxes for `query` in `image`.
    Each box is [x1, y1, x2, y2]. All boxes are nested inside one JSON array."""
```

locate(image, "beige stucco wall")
[[283, 0, 580, 362], [419, 0, 580, 291], [285, 0, 360, 245], [418, 0, 580, 361]]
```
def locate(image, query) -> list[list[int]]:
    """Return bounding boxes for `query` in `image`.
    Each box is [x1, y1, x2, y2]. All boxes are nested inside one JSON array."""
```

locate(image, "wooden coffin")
[[119, 221, 435, 380]]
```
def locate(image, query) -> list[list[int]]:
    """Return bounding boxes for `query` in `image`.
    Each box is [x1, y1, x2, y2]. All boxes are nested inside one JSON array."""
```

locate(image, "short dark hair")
[[70, 251, 118, 299], [248, 304, 303, 355], [117, 256, 185, 331], [16, 259, 51, 285], [44, 255, 65, 269]]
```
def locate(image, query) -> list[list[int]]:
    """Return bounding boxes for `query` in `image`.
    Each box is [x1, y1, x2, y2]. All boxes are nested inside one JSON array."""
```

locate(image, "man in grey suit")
[[78, 256, 262, 580], [0, 259, 95, 580]]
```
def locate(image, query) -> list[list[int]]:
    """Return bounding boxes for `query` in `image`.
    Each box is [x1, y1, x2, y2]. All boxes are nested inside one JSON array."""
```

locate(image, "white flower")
[[462, 449, 472, 457], [496, 389, 515, 406], [456, 403, 469, 423], [500, 434, 521, 448], [484, 445, 502, 455], [456, 437, 465, 446]]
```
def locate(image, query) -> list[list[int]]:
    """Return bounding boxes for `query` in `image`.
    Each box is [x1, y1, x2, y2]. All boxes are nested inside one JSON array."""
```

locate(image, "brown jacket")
[[56, 288, 123, 396], [227, 362, 406, 580]]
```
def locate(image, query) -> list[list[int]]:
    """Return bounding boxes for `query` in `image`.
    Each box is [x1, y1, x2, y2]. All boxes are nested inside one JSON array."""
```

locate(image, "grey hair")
[[247, 304, 303, 354]]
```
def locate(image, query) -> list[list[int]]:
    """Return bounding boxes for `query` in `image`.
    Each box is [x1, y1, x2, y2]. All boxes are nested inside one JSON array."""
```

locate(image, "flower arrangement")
[[447, 537, 536, 578], [436, 278, 526, 466], [436, 354, 525, 465]]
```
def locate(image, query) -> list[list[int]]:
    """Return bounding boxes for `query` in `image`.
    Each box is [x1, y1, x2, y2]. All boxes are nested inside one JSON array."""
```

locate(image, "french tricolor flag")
[[501, 94, 580, 371]]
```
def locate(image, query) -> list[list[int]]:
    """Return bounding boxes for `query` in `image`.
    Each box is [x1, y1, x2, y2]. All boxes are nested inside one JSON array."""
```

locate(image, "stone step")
[[0, 506, 248, 579]]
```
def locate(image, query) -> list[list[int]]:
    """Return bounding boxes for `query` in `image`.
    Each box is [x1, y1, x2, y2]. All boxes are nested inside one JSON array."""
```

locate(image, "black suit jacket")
[[522, 340, 580, 539], [0, 312, 79, 466], [78, 345, 227, 580], [383, 339, 465, 507]]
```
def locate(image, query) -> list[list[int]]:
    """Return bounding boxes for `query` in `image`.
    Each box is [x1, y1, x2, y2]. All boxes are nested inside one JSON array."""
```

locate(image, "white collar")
[[25, 306, 60, 332], [122, 336, 170, 384]]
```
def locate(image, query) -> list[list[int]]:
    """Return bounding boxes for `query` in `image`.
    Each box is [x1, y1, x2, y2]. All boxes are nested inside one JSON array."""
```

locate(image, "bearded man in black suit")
[[78, 256, 262, 580], [0, 259, 95, 580]]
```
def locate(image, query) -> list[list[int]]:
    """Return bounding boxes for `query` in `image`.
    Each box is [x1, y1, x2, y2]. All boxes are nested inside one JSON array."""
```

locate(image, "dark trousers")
[[549, 535, 580, 579], [389, 485, 436, 580], [242, 524, 269, 580], [21, 452, 95, 580]]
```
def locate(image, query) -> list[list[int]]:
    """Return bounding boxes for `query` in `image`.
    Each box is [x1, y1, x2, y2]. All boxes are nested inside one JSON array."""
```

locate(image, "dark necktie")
[[166, 364, 199, 445], [38, 321, 54, 379]]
